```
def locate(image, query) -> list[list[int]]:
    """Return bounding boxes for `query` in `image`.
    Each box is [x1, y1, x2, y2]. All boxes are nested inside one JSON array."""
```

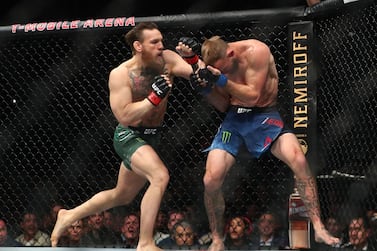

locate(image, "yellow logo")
[[298, 138, 308, 154]]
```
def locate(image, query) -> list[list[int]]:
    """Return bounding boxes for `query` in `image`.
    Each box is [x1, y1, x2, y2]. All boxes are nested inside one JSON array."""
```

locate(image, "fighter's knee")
[[160, 169, 170, 187], [108, 188, 128, 204], [203, 172, 221, 192], [290, 152, 311, 176], [121, 195, 134, 205], [294, 150, 308, 167], [152, 167, 170, 188]]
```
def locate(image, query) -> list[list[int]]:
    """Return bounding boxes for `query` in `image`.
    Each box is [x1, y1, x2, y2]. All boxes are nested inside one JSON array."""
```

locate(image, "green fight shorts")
[[113, 124, 161, 170]]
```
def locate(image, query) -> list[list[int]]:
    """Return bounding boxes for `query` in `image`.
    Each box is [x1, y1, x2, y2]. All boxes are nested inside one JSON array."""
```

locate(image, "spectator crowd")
[[2, 201, 377, 250]]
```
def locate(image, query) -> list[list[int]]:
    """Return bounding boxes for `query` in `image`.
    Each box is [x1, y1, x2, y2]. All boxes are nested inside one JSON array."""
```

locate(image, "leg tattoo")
[[204, 190, 225, 239], [296, 175, 322, 225]]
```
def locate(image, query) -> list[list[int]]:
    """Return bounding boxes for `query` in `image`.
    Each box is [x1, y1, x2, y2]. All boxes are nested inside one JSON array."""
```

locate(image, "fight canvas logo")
[[221, 131, 232, 144]]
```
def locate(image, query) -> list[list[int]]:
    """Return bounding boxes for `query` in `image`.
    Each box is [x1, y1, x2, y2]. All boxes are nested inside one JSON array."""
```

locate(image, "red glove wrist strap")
[[147, 92, 161, 106], [183, 54, 199, 65]]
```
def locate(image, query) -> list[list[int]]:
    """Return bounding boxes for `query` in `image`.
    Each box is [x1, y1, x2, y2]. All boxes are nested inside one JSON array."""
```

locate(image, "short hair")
[[201, 36, 228, 65], [349, 214, 371, 230], [172, 220, 195, 235], [0, 218, 8, 225], [226, 215, 253, 235], [124, 22, 159, 54], [124, 212, 140, 220], [258, 211, 278, 224], [20, 211, 38, 222]]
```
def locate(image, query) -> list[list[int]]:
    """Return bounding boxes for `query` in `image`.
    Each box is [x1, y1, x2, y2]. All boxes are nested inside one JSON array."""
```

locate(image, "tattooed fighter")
[[50, 22, 196, 251], [176, 36, 340, 251]]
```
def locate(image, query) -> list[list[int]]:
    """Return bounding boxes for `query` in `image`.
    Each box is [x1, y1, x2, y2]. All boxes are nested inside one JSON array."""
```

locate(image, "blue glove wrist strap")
[[216, 74, 228, 87]]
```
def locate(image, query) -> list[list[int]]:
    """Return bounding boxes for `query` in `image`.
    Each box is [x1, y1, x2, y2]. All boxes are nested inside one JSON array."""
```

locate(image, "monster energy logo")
[[221, 131, 232, 143]]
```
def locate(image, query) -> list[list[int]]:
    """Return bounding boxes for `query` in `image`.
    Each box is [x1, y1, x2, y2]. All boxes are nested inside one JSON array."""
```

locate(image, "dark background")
[[1, 0, 376, 244], [0, 0, 308, 25]]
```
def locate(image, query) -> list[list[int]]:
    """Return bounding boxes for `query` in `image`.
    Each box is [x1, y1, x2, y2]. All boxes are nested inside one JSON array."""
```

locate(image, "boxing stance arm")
[[147, 76, 171, 106], [176, 37, 206, 72], [199, 66, 264, 106], [109, 68, 170, 126]]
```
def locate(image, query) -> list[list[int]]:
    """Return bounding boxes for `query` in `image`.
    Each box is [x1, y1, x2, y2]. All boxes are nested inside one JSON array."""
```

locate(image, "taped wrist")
[[183, 54, 199, 65]]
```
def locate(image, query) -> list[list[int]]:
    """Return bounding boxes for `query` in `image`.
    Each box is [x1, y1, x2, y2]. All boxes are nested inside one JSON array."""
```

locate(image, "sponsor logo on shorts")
[[221, 131, 232, 144], [264, 136, 272, 148], [237, 107, 253, 113], [262, 117, 283, 128], [118, 131, 133, 142]]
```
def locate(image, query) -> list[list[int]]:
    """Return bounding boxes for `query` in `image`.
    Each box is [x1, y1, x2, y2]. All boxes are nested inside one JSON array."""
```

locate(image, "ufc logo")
[[143, 128, 157, 135]]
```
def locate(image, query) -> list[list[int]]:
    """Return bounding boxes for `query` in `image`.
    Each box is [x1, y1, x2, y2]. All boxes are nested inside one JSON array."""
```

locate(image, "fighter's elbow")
[[118, 116, 142, 127], [116, 115, 131, 127], [114, 109, 134, 127]]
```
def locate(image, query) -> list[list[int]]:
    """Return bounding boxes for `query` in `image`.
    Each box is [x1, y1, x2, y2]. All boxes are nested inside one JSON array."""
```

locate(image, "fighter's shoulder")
[[245, 39, 270, 49], [245, 39, 270, 57], [109, 61, 134, 85], [241, 41, 271, 68], [110, 60, 133, 76]]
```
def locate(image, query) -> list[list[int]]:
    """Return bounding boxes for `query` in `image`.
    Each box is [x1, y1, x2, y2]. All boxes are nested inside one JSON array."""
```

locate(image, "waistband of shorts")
[[229, 105, 277, 114], [128, 126, 162, 135]]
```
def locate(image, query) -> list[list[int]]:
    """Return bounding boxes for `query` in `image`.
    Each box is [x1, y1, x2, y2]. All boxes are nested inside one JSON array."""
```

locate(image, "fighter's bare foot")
[[315, 228, 340, 246], [207, 240, 225, 251], [50, 209, 72, 247]]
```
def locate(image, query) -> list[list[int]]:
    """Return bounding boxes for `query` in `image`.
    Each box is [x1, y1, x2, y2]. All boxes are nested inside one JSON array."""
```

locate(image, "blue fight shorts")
[[204, 106, 287, 158]]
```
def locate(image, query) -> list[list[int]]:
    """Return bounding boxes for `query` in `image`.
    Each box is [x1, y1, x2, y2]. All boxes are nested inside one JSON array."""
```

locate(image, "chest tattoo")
[[129, 67, 166, 100]]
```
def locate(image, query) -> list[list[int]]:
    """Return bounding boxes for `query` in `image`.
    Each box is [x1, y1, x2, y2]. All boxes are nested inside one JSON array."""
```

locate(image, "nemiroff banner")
[[287, 21, 318, 168]]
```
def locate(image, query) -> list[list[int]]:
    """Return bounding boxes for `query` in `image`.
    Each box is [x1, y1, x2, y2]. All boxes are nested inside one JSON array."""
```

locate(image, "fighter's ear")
[[227, 49, 234, 58], [133, 41, 142, 53]]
